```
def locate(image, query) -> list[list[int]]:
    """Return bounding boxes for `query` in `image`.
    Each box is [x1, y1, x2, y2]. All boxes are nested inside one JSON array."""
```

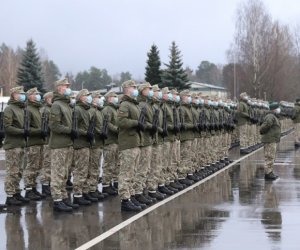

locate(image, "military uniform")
[[292, 99, 300, 145], [23, 87, 45, 200], [260, 102, 281, 180], [102, 91, 119, 195], [49, 79, 73, 207], [39, 92, 53, 196], [238, 94, 250, 151], [3, 87, 27, 205]]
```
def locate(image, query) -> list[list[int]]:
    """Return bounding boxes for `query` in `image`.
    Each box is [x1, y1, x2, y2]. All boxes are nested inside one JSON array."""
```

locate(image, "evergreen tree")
[[42, 60, 61, 91], [161, 41, 190, 90], [145, 44, 162, 85], [17, 39, 44, 91]]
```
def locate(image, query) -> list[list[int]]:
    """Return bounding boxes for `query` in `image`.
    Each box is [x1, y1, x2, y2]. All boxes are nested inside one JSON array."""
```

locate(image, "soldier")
[[238, 93, 251, 154], [118, 80, 142, 212], [85, 91, 106, 200], [292, 97, 300, 147], [260, 102, 281, 180], [72, 89, 97, 205], [40, 91, 53, 197], [178, 90, 199, 184], [49, 78, 77, 212], [102, 91, 119, 196], [147, 85, 166, 200], [23, 87, 45, 200], [4, 86, 30, 206], [134, 82, 155, 207]]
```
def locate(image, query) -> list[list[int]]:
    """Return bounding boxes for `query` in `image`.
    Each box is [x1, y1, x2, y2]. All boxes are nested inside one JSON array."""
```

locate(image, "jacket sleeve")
[[185, 108, 194, 130], [49, 104, 71, 135], [260, 115, 273, 134], [118, 104, 138, 129], [4, 108, 24, 135], [239, 103, 250, 118], [29, 110, 41, 135], [105, 108, 118, 133]]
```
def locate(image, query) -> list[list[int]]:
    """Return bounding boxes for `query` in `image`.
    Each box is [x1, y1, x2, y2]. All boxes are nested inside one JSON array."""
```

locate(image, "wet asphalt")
[[0, 133, 300, 250]]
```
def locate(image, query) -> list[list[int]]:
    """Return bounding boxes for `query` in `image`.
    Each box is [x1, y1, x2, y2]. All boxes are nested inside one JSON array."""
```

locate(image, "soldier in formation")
[[1, 79, 295, 212]]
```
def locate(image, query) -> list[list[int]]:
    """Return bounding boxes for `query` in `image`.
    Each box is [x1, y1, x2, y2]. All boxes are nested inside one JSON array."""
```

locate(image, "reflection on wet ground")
[[1, 134, 300, 250]]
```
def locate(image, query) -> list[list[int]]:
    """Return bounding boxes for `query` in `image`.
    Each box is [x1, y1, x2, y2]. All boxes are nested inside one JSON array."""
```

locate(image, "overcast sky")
[[1, 0, 300, 79]]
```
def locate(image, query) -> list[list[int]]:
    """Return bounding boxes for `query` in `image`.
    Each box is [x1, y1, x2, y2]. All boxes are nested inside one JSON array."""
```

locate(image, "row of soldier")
[[2, 78, 294, 212]]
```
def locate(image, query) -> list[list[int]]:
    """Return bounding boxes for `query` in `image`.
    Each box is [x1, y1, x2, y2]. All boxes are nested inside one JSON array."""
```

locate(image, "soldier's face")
[[142, 88, 150, 97]]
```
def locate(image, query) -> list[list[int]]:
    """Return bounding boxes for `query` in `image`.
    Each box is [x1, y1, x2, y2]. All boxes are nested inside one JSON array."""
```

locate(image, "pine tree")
[[17, 39, 44, 91], [145, 44, 162, 85], [161, 41, 190, 90]]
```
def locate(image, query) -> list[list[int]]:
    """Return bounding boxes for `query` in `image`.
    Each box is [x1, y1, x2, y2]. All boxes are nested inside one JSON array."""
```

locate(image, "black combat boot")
[[73, 196, 92, 206], [6, 196, 22, 206], [170, 181, 184, 190], [25, 189, 42, 201], [102, 185, 118, 196], [113, 181, 118, 190], [83, 193, 98, 202], [131, 196, 147, 209], [187, 174, 199, 182], [42, 184, 51, 196], [63, 198, 79, 209], [240, 148, 248, 154], [166, 185, 179, 193], [89, 191, 105, 201], [53, 201, 73, 212], [96, 189, 108, 199], [135, 194, 153, 205], [121, 199, 142, 212], [148, 191, 165, 201], [178, 178, 194, 186], [264, 172, 279, 181], [175, 180, 187, 189], [158, 185, 174, 195], [14, 193, 30, 203], [143, 190, 157, 203], [32, 187, 46, 199]]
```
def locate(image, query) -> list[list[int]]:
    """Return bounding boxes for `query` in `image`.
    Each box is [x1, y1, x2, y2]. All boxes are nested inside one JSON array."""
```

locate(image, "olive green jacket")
[[292, 103, 300, 123], [180, 103, 194, 142], [49, 92, 72, 149], [88, 106, 103, 148], [260, 112, 281, 143], [118, 95, 142, 150], [237, 100, 250, 126], [161, 100, 175, 143], [73, 102, 91, 149], [204, 105, 211, 138], [191, 104, 200, 138], [3, 99, 25, 150], [138, 95, 153, 147], [27, 101, 44, 147], [102, 103, 118, 145], [40, 104, 51, 144], [152, 99, 164, 145]]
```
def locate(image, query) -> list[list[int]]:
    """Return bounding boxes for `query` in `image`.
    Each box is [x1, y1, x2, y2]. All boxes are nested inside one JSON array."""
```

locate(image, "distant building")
[[189, 81, 228, 98]]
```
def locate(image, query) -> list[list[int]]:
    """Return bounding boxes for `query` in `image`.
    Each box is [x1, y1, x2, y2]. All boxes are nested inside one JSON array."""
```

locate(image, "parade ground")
[[0, 133, 299, 250]]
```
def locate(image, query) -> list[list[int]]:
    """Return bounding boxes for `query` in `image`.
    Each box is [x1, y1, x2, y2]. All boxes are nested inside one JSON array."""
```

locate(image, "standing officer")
[[102, 91, 119, 196], [118, 80, 142, 212], [23, 87, 45, 200], [72, 89, 97, 205], [238, 93, 251, 154], [260, 102, 281, 180], [4, 86, 29, 206], [40, 92, 53, 197], [49, 78, 77, 212]]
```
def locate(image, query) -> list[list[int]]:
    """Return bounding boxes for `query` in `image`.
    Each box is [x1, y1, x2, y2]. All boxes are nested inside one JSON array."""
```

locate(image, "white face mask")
[[275, 108, 281, 114]]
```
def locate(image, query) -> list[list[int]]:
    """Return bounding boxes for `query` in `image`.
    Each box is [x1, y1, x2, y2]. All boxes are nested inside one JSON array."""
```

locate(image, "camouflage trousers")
[[264, 142, 277, 174], [118, 147, 141, 200], [202, 137, 211, 167], [23, 145, 43, 188], [5, 148, 24, 195], [294, 123, 300, 143], [190, 138, 197, 172], [178, 140, 192, 178], [51, 146, 73, 201], [162, 142, 172, 184], [102, 143, 119, 185], [196, 137, 204, 168], [169, 140, 180, 180], [40, 144, 51, 185], [239, 124, 248, 148], [84, 147, 102, 193], [73, 147, 90, 195], [256, 125, 261, 144], [210, 135, 219, 163], [205, 136, 214, 165], [147, 144, 163, 190], [133, 145, 152, 194]]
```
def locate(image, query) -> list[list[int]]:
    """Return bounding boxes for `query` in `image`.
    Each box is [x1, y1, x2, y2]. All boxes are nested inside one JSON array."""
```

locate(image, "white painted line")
[[76, 132, 292, 250]]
